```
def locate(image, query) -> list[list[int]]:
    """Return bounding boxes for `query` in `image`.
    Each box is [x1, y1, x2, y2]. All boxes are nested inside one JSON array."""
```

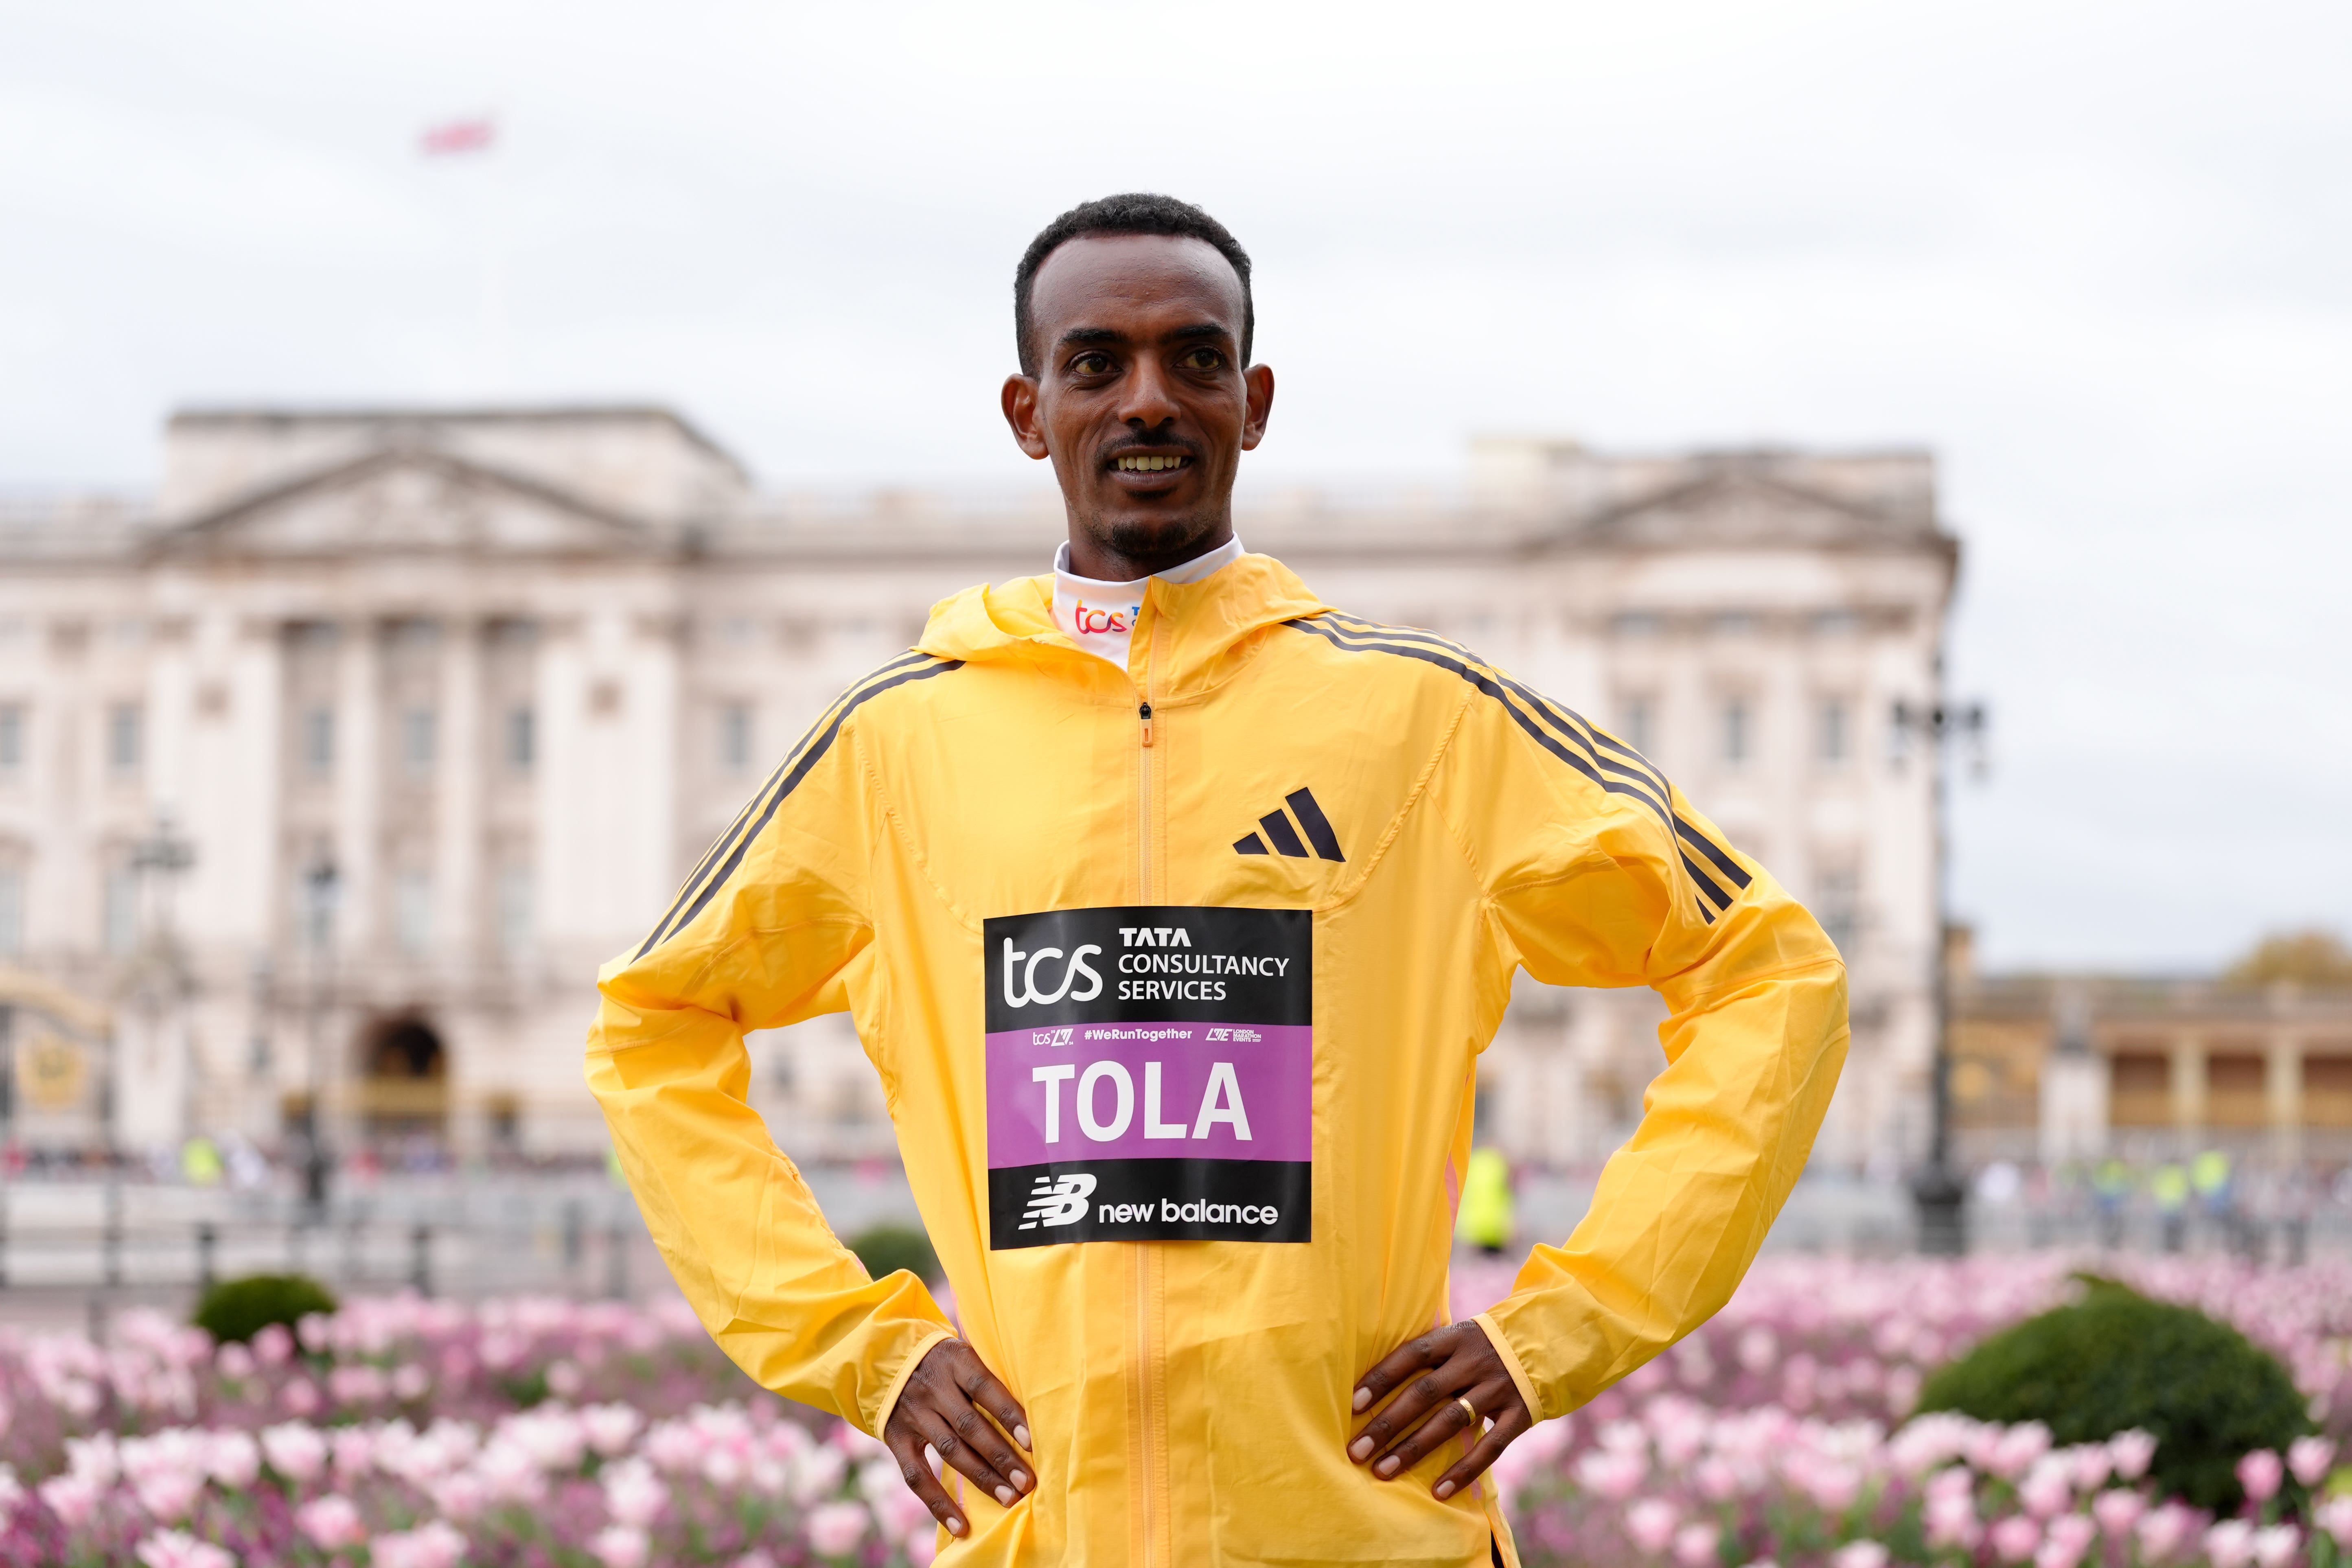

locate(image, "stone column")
[[433, 618, 483, 1155], [436, 618, 482, 958], [2170, 1034, 2205, 1143], [322, 618, 377, 1146], [333, 619, 379, 957], [2269, 1031, 2302, 1161]]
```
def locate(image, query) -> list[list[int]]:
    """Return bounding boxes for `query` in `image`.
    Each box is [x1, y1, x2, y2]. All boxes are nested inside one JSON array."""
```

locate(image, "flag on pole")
[[420, 118, 496, 156]]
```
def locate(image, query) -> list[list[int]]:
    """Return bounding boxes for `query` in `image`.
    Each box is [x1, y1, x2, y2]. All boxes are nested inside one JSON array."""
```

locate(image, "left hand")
[[1347, 1321, 1535, 1500]]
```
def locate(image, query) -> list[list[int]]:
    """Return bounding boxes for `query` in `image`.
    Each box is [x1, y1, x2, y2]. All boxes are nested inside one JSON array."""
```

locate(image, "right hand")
[[882, 1339, 1036, 1538]]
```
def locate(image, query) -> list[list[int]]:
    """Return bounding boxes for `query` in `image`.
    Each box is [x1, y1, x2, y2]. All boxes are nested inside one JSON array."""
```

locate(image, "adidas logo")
[[1234, 787, 1345, 862]]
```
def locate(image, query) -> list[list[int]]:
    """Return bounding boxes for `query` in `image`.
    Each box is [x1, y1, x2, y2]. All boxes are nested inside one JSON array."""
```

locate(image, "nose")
[[1116, 355, 1181, 434]]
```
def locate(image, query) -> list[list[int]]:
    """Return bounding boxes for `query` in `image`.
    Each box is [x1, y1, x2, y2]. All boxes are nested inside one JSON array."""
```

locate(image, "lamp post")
[[1891, 696, 1988, 1256], [301, 859, 339, 1222]]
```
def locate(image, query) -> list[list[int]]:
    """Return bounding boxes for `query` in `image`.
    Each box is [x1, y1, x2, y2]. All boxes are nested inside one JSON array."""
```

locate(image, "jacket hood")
[[916, 551, 1329, 699]]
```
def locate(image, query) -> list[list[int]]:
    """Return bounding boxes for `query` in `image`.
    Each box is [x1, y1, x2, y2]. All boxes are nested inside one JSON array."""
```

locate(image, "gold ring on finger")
[[1455, 1396, 1478, 1426]]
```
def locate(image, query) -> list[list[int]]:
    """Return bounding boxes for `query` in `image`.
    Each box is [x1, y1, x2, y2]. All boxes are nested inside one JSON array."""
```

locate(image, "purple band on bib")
[[985, 1021, 1312, 1165]]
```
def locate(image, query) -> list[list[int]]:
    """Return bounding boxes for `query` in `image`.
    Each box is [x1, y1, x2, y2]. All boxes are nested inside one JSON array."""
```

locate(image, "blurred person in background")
[[2092, 1155, 2131, 1250], [2153, 1161, 2190, 1252], [2191, 1146, 2234, 1251], [587, 193, 1848, 1567], [1456, 1147, 1516, 1258]]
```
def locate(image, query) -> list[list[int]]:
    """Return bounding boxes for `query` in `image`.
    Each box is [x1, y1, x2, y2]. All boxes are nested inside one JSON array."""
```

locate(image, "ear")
[[1001, 375, 1050, 460], [1240, 363, 1276, 452]]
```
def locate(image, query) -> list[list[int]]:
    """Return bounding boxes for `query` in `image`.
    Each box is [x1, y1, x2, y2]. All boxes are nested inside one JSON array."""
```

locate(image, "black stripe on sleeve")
[[1675, 817, 1754, 892], [633, 650, 937, 957], [1290, 615, 1760, 912], [1321, 613, 1677, 807], [1289, 619, 1676, 828], [631, 656, 963, 961], [1284, 788, 1346, 862], [1680, 852, 1733, 911], [1235, 833, 1270, 855]]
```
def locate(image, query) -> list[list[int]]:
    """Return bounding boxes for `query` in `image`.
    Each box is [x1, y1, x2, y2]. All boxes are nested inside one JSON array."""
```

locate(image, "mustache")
[[1097, 434, 1204, 465]]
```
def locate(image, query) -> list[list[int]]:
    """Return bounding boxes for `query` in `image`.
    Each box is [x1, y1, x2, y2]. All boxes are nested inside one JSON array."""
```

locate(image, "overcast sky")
[[3, 0, 2346, 972]]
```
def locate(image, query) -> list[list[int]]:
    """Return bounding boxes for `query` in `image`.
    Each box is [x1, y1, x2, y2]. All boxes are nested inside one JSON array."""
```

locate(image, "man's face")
[[1002, 234, 1274, 574]]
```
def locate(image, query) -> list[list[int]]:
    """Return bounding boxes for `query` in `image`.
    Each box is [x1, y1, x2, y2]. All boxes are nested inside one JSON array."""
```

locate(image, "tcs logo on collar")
[[1071, 600, 1138, 636]]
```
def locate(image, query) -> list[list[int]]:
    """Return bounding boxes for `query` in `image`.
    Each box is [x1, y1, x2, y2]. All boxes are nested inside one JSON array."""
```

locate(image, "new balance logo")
[[1017, 1172, 1096, 1231], [1234, 787, 1345, 862]]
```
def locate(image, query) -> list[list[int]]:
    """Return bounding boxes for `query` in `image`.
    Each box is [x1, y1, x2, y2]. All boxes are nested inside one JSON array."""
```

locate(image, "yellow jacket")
[[587, 554, 1848, 1567]]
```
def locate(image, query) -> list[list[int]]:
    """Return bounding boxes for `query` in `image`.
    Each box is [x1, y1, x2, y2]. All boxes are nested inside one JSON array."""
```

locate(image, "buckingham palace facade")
[[0, 407, 1955, 1172]]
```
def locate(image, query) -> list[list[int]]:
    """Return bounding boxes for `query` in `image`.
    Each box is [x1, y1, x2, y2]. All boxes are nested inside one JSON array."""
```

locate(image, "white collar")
[[1049, 537, 1246, 672]]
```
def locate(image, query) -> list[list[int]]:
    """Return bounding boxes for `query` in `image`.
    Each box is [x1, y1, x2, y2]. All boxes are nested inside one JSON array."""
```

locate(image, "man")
[[588, 193, 1847, 1567]]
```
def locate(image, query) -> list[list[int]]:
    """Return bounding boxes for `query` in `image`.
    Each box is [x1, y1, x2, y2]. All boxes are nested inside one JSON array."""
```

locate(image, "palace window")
[[720, 702, 753, 774], [1819, 698, 1851, 766], [102, 863, 138, 954], [1815, 863, 1861, 955], [301, 707, 334, 775], [0, 861, 22, 957], [506, 706, 535, 773], [401, 708, 436, 777], [1618, 696, 1654, 756], [394, 870, 434, 955], [496, 864, 534, 957], [1721, 698, 1751, 767], [107, 702, 142, 779]]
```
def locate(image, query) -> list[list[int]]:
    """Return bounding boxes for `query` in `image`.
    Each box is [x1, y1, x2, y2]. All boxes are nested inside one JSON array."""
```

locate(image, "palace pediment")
[[1546, 464, 1938, 554], [145, 445, 661, 561]]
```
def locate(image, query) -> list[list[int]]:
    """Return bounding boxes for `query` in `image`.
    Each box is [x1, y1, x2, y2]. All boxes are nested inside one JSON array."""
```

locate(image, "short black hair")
[[1014, 193, 1254, 377]]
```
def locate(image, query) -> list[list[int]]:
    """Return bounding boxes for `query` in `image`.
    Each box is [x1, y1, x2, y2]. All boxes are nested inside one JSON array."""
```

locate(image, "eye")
[[1069, 351, 1114, 377], [1179, 347, 1225, 372]]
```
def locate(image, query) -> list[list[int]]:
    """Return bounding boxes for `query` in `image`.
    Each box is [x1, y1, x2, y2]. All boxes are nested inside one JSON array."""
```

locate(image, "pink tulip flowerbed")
[[0, 1297, 934, 1567], [0, 1255, 2332, 1565], [1450, 1254, 2352, 1568]]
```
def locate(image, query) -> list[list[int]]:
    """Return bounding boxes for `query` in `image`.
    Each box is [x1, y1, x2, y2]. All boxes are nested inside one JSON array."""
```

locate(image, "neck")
[[1063, 519, 1236, 582]]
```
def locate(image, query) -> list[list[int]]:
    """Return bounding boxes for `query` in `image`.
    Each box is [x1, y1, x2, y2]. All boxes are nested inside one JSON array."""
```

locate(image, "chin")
[[1098, 512, 1218, 559]]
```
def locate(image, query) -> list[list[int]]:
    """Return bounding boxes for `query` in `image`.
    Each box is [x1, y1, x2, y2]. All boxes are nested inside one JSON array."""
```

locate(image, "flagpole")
[[419, 116, 506, 397]]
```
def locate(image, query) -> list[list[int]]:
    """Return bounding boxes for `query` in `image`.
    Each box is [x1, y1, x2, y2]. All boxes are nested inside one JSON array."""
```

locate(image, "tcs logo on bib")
[[1001, 939, 1104, 1008]]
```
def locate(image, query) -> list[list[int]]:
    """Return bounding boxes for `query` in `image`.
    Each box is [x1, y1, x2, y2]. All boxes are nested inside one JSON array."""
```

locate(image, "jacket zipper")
[[1133, 622, 1163, 1567]]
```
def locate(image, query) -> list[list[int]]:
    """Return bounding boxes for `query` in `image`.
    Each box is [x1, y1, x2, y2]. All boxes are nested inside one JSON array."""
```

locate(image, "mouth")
[[1109, 453, 1191, 474]]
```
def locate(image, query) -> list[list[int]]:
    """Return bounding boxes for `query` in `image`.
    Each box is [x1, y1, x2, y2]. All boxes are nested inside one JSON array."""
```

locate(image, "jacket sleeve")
[[1429, 670, 1849, 1424], [585, 686, 955, 1435]]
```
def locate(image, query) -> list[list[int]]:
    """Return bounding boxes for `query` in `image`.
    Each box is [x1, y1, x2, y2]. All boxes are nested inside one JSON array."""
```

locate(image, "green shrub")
[[194, 1272, 339, 1346], [849, 1222, 941, 1285], [1915, 1276, 2309, 1512]]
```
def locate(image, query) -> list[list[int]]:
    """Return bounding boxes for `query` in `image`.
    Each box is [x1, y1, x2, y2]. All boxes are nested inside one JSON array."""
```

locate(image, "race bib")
[[983, 906, 1311, 1248]]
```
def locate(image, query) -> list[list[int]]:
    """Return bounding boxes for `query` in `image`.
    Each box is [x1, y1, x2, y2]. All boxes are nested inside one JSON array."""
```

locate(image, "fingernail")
[[995, 1485, 1016, 1506], [947, 1516, 966, 1535], [1349, 1437, 1374, 1462], [1353, 1387, 1371, 1411], [1376, 1455, 1401, 1477], [1014, 1424, 1031, 1450], [1436, 1480, 1456, 1500], [925, 1443, 943, 1477], [1011, 1469, 1031, 1491]]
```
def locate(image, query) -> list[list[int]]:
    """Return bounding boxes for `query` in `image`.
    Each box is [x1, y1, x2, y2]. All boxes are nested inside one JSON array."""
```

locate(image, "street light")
[[1890, 697, 1988, 1256], [301, 859, 339, 1220]]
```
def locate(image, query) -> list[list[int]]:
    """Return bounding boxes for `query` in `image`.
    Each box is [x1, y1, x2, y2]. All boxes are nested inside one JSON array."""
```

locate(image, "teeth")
[[1117, 455, 1185, 472]]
